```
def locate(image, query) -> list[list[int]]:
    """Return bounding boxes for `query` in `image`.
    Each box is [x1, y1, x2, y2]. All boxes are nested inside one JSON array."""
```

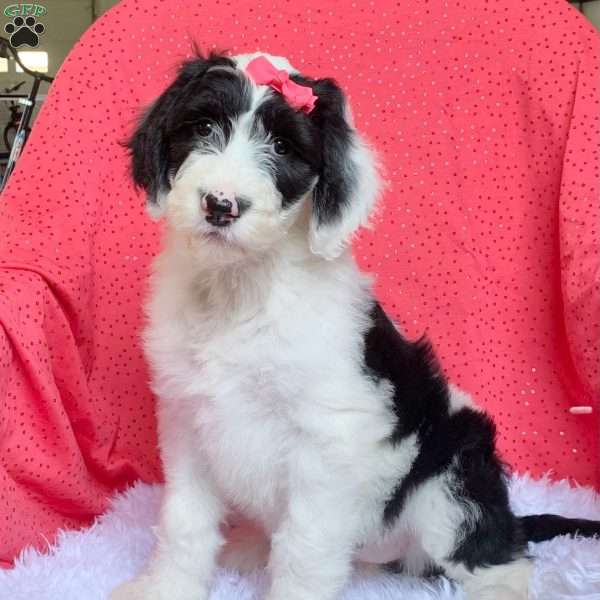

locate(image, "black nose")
[[205, 193, 233, 215], [201, 192, 250, 227]]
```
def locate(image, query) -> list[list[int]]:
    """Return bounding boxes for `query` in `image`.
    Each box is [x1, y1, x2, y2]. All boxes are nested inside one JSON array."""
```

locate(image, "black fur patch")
[[364, 302, 526, 570], [252, 74, 359, 211], [448, 431, 527, 570], [364, 302, 450, 446], [127, 54, 251, 204], [253, 91, 321, 207], [165, 67, 252, 168], [519, 514, 600, 542], [300, 76, 359, 226]]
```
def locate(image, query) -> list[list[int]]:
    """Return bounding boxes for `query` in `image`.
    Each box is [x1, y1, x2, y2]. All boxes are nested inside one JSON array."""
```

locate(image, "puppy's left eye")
[[196, 119, 215, 137], [273, 138, 290, 156]]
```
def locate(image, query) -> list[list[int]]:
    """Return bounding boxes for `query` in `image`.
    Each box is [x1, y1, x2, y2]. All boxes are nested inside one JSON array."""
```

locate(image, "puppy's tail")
[[520, 514, 600, 543]]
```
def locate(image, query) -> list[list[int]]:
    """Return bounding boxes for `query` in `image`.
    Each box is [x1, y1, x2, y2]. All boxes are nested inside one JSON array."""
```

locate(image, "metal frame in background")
[[0, 36, 53, 192], [570, 0, 596, 12]]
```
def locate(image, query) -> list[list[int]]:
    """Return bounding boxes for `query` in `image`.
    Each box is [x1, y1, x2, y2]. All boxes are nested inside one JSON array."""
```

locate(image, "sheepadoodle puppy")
[[110, 52, 600, 600]]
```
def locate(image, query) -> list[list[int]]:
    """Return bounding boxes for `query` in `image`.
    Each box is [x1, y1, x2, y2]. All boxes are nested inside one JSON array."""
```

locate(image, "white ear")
[[309, 138, 380, 259], [306, 79, 382, 260]]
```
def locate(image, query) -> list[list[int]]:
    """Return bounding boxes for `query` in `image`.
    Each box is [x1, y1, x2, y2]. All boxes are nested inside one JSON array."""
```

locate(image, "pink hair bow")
[[246, 56, 317, 114]]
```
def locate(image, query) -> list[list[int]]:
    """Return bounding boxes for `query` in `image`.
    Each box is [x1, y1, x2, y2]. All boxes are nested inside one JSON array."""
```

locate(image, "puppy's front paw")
[[218, 520, 270, 573]]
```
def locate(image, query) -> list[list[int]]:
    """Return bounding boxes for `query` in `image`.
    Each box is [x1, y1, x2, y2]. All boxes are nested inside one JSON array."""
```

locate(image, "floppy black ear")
[[127, 54, 233, 215], [308, 79, 380, 259]]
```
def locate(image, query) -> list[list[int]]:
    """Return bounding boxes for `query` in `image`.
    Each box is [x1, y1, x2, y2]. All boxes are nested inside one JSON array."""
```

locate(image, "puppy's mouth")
[[203, 225, 235, 245], [205, 213, 239, 228]]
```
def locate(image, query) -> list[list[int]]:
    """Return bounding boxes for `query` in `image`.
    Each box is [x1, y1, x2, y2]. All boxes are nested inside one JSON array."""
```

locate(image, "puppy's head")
[[128, 51, 380, 260]]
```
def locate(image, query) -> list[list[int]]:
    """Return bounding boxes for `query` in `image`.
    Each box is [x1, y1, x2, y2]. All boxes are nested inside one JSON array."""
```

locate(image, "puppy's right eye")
[[196, 119, 215, 137], [273, 138, 290, 156]]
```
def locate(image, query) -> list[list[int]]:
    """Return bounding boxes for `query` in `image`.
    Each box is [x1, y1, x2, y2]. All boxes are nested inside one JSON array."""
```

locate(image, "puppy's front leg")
[[266, 446, 361, 600], [110, 432, 223, 600]]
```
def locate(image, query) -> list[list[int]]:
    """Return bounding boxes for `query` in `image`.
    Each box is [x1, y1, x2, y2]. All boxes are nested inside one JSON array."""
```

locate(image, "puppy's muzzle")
[[201, 191, 248, 227]]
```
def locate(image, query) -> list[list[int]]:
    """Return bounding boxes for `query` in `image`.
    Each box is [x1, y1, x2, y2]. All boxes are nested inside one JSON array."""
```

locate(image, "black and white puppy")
[[111, 52, 600, 600]]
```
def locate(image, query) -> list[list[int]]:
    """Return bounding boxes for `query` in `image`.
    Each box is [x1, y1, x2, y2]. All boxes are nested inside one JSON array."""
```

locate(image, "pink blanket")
[[0, 0, 598, 567]]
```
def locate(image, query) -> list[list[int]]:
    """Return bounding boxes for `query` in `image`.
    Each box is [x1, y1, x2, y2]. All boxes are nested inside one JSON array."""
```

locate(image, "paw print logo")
[[4, 16, 45, 48]]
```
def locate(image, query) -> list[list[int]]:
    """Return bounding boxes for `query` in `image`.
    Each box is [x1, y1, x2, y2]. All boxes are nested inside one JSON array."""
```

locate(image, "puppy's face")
[[129, 52, 380, 260]]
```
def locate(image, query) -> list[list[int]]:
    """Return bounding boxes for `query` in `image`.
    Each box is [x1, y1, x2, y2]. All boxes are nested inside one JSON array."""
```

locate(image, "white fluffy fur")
[[1, 474, 598, 600], [127, 228, 425, 600]]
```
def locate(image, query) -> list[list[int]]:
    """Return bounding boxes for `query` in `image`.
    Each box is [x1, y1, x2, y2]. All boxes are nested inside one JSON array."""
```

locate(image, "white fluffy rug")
[[1, 474, 599, 600]]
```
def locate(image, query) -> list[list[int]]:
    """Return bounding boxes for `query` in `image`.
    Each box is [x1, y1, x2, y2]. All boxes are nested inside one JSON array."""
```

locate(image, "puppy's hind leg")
[[457, 559, 532, 600], [401, 469, 531, 600]]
